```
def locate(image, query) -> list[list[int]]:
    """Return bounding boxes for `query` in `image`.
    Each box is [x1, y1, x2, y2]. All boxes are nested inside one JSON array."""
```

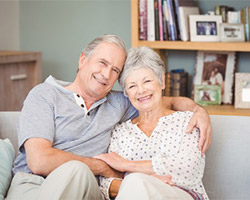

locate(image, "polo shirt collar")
[[45, 75, 108, 110]]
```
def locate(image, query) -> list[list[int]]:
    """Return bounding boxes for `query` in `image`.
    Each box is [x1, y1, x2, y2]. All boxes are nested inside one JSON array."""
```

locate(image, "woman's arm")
[[96, 125, 204, 186], [163, 96, 212, 154], [98, 124, 124, 199]]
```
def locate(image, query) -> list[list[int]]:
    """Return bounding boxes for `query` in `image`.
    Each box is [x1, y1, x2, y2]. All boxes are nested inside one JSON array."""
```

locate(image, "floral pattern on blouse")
[[99, 111, 208, 200]]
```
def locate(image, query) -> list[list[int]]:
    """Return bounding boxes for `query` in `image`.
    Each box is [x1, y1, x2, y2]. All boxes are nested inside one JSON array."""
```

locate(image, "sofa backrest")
[[0, 112, 19, 155], [0, 112, 250, 199], [204, 115, 250, 200]]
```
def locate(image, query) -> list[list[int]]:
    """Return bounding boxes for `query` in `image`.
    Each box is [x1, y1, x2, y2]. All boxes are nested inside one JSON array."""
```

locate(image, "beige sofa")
[[0, 112, 250, 199]]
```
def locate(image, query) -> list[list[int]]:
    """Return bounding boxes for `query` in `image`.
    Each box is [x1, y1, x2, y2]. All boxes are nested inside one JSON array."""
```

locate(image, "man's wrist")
[[193, 104, 206, 114]]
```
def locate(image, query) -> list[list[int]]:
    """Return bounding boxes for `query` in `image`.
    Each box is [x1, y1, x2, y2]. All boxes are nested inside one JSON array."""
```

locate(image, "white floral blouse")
[[99, 111, 208, 200]]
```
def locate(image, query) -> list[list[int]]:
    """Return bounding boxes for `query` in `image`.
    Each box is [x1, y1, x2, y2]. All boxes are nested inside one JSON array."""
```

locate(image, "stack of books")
[[163, 69, 188, 97], [139, 0, 199, 41]]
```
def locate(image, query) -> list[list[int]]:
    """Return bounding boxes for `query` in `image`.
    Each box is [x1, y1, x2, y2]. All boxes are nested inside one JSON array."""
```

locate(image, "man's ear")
[[78, 52, 86, 70], [161, 73, 166, 90]]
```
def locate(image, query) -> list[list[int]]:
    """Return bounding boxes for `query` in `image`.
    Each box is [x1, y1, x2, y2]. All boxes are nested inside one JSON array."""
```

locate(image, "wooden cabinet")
[[0, 51, 42, 111], [131, 0, 250, 116]]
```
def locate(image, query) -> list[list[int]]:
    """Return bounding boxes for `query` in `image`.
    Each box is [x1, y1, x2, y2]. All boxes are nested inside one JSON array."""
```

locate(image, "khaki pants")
[[6, 161, 104, 200], [116, 173, 193, 200]]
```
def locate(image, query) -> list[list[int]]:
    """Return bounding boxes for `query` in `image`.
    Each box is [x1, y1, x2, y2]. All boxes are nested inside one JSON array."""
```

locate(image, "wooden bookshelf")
[[132, 40, 250, 52], [131, 0, 250, 116], [205, 105, 250, 116]]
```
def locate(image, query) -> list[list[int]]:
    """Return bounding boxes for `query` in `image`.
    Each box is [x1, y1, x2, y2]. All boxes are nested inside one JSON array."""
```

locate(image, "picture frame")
[[194, 85, 221, 106], [193, 51, 236, 104], [220, 23, 245, 42], [235, 73, 250, 109], [189, 15, 222, 42]]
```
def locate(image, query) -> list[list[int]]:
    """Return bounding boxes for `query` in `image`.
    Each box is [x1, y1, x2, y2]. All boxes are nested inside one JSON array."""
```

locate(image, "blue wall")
[[20, 0, 250, 91]]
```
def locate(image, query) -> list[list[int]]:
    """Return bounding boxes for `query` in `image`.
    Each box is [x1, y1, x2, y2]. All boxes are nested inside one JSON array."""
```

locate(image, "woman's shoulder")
[[112, 120, 133, 135], [163, 110, 194, 120]]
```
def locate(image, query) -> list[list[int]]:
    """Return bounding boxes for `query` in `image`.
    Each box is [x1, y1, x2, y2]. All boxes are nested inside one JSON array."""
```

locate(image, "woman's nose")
[[137, 84, 145, 93]]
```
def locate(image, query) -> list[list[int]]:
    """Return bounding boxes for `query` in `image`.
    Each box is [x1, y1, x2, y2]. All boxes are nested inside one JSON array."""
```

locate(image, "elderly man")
[[6, 35, 211, 200]]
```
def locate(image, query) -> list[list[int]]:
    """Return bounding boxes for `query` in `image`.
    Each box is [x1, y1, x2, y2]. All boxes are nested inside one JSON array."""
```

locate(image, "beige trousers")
[[6, 161, 104, 200], [116, 173, 193, 200]]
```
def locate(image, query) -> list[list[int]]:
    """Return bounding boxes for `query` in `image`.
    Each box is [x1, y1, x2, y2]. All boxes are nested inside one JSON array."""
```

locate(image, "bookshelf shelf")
[[131, 0, 250, 116], [205, 105, 250, 116], [133, 41, 250, 52]]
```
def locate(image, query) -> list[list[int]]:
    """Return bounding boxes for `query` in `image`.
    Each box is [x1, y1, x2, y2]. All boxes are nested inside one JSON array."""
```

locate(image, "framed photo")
[[235, 73, 250, 109], [220, 23, 245, 42], [189, 15, 222, 42], [193, 51, 236, 104], [194, 85, 221, 106]]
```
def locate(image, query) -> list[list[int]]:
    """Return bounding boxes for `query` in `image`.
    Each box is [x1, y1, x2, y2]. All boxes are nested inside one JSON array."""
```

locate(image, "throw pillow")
[[0, 138, 15, 200]]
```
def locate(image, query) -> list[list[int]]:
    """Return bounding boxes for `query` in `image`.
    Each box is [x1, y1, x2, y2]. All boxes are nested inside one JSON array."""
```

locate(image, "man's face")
[[78, 42, 126, 99]]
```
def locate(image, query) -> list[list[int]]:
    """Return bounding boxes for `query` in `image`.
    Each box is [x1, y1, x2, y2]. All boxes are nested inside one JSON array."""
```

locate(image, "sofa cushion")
[[0, 138, 15, 199]]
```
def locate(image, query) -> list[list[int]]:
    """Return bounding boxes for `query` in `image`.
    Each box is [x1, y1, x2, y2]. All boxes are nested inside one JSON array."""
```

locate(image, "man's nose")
[[102, 67, 111, 79]]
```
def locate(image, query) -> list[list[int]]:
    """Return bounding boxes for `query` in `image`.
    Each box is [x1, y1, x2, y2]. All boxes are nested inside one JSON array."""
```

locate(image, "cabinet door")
[[0, 61, 36, 111]]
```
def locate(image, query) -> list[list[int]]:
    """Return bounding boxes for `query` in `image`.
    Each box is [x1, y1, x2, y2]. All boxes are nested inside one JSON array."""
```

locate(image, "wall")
[[167, 0, 250, 95], [19, 0, 250, 91], [0, 0, 19, 50], [19, 0, 130, 90]]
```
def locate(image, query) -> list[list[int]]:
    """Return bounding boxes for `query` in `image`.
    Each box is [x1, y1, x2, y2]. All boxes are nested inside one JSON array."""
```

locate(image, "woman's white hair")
[[119, 46, 165, 95]]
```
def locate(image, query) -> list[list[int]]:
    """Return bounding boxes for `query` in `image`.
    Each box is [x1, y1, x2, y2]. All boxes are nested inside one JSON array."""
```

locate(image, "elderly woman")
[[96, 46, 208, 200]]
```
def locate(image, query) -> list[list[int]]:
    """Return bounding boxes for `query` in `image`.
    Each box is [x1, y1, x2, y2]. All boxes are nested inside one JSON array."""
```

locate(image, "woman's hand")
[[185, 105, 212, 155], [95, 152, 129, 172], [152, 173, 174, 186]]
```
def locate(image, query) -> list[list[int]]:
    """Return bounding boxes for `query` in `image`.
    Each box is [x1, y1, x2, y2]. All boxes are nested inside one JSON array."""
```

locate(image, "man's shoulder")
[[29, 81, 55, 97], [107, 90, 128, 102]]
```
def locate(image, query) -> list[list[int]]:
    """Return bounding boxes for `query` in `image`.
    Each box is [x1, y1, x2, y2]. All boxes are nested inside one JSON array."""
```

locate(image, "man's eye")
[[113, 68, 119, 74], [128, 85, 135, 89], [144, 80, 151, 83]]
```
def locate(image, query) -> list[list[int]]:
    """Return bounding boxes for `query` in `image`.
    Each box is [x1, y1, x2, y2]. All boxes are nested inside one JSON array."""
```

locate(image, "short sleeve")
[[109, 91, 138, 123], [17, 85, 55, 152]]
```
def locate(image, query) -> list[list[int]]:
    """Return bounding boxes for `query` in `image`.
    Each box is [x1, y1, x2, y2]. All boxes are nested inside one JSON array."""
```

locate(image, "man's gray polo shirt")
[[13, 76, 137, 174]]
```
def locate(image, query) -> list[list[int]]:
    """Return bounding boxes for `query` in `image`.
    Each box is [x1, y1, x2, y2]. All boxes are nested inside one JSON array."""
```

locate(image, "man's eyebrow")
[[100, 58, 121, 73], [100, 58, 109, 64]]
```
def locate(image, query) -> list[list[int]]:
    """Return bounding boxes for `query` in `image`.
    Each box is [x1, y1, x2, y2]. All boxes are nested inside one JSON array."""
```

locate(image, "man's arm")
[[24, 138, 123, 178], [109, 179, 122, 198], [163, 96, 212, 154]]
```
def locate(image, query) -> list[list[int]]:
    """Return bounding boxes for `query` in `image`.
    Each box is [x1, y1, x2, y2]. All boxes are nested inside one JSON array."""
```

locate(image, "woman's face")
[[125, 68, 165, 112]]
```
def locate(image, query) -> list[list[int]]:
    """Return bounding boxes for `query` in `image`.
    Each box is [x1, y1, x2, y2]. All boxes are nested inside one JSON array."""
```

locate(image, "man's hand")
[[152, 174, 174, 186], [95, 152, 129, 172], [92, 158, 124, 178], [185, 106, 212, 155]]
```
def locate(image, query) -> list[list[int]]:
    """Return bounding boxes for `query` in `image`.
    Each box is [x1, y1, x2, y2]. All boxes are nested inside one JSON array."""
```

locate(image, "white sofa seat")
[[0, 112, 250, 199]]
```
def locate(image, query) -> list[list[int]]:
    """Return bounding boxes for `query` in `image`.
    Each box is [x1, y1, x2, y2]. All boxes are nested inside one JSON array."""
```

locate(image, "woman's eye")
[[144, 80, 151, 83], [128, 85, 135, 89]]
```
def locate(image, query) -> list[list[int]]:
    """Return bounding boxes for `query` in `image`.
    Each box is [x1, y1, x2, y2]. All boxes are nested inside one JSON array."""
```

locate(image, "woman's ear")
[[161, 73, 166, 90]]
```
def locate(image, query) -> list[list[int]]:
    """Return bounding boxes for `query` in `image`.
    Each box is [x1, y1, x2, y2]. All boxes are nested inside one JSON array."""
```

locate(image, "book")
[[166, 0, 178, 41], [170, 69, 188, 97], [158, 0, 163, 41], [162, 0, 171, 40], [147, 0, 155, 41], [178, 7, 199, 41], [163, 72, 171, 96], [173, 0, 198, 41], [139, 0, 147, 40], [154, 0, 160, 40]]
